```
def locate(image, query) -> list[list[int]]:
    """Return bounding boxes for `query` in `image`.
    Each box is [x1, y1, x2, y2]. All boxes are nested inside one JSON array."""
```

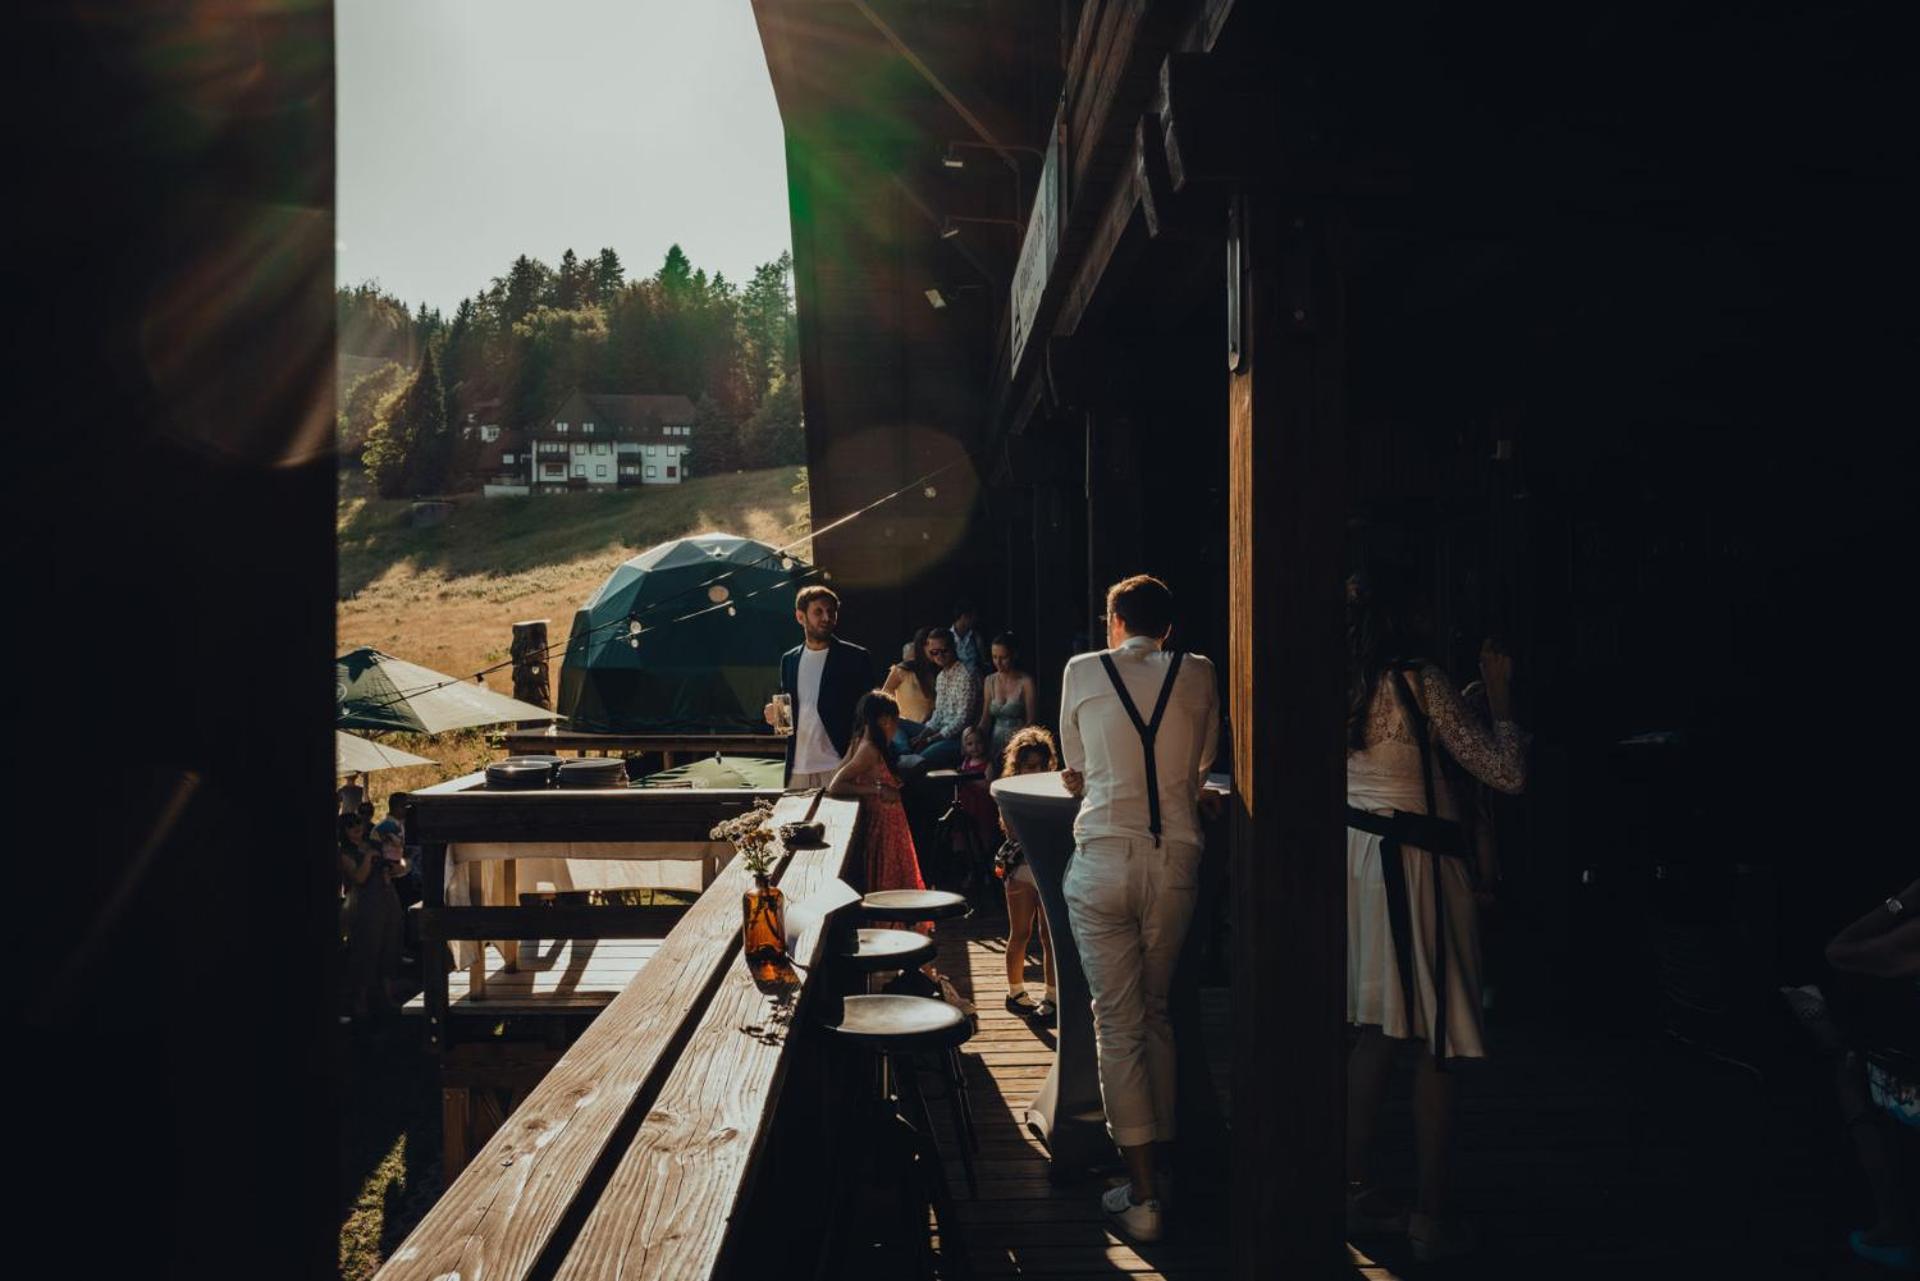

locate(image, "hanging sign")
[[1010, 111, 1063, 371]]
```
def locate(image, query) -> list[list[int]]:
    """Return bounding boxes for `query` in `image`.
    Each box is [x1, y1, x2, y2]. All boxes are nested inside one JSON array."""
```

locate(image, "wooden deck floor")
[[400, 938, 661, 1014], [927, 914, 1400, 1280], [923, 911, 1857, 1281]]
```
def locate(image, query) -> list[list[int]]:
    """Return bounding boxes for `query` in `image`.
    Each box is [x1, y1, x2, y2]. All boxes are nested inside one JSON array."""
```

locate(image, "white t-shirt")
[[793, 644, 842, 775]]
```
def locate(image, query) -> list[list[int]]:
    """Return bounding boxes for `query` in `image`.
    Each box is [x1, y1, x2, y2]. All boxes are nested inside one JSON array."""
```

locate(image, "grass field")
[[336, 465, 810, 804]]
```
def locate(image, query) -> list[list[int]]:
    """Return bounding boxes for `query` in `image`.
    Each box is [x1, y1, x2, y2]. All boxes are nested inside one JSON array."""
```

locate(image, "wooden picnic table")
[[500, 728, 784, 768], [378, 787, 863, 1281]]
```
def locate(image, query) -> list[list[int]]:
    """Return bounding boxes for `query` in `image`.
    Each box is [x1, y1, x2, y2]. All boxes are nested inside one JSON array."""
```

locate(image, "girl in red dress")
[[828, 690, 927, 896]]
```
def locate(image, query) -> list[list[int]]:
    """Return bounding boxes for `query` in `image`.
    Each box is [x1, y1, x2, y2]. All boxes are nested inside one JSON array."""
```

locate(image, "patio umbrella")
[[636, 755, 787, 790], [335, 731, 434, 778], [336, 647, 558, 734]]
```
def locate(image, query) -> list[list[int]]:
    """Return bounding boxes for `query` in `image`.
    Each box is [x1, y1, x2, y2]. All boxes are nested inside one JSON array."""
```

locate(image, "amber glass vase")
[[742, 874, 796, 987]]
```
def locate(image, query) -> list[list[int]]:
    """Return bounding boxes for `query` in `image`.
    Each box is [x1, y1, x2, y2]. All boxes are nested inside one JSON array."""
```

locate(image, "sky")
[[336, 0, 792, 315]]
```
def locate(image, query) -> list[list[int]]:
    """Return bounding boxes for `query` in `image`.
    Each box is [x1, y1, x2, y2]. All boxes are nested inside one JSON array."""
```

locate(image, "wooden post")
[[510, 619, 551, 710], [499, 858, 519, 973], [1228, 193, 1347, 1274], [419, 840, 450, 1056], [467, 860, 487, 1000], [441, 1087, 470, 1178]]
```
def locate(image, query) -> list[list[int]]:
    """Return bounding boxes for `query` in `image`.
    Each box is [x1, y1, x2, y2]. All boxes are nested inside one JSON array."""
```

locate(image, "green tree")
[[365, 343, 450, 497], [337, 362, 407, 459], [656, 244, 694, 301], [740, 251, 795, 402], [556, 248, 583, 309], [691, 392, 743, 473], [740, 374, 805, 468], [498, 255, 551, 324], [591, 247, 625, 301]]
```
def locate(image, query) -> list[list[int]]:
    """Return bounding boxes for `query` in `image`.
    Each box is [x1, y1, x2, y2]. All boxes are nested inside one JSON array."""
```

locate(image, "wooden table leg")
[[467, 859, 487, 1000], [662, 750, 678, 770], [501, 858, 519, 972]]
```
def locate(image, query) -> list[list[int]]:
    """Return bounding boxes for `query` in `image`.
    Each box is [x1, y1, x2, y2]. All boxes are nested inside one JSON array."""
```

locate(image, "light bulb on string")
[[780, 557, 794, 571], [726, 605, 737, 617], [923, 485, 938, 499]]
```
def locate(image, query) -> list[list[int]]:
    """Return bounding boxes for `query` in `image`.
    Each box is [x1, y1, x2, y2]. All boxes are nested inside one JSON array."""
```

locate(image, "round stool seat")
[[860, 888, 969, 923], [836, 928, 937, 974], [829, 994, 970, 1053]]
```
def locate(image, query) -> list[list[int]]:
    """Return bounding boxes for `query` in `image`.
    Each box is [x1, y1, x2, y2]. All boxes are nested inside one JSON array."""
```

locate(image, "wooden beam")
[[550, 798, 864, 1280], [1228, 191, 1348, 1274]]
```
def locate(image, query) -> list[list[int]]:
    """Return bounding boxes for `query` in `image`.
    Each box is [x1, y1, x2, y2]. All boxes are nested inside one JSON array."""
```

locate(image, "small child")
[[959, 726, 991, 776]]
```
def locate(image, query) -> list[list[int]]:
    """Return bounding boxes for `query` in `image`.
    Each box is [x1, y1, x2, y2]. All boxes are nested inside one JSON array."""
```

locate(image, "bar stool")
[[835, 926, 939, 976], [858, 887, 971, 926], [824, 993, 978, 1279]]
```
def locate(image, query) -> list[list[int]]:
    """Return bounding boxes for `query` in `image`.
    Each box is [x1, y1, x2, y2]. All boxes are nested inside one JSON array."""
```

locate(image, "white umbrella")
[[335, 730, 435, 778], [336, 647, 558, 734]]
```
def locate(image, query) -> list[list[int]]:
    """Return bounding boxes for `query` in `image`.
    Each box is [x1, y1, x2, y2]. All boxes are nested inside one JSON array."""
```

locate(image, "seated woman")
[[995, 726, 1060, 1020], [828, 690, 926, 899], [978, 633, 1038, 763], [883, 627, 939, 756]]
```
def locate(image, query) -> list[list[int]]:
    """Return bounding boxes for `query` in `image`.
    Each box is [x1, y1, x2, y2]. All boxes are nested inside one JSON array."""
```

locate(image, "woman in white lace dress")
[[1343, 571, 1527, 1262]]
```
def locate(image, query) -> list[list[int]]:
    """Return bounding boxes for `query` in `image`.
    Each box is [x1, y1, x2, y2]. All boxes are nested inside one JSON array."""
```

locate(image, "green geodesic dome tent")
[[556, 533, 808, 734]]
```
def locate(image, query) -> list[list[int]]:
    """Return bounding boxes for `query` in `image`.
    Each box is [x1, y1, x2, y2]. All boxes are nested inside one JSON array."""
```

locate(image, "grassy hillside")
[[336, 466, 809, 802]]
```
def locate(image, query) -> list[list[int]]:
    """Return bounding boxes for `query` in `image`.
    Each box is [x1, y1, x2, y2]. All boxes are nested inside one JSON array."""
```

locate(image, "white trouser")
[[1063, 834, 1202, 1148], [789, 769, 836, 789]]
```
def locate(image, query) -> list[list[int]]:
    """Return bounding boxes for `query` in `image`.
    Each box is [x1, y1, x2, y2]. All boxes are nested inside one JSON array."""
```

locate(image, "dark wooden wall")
[[10, 4, 340, 1277]]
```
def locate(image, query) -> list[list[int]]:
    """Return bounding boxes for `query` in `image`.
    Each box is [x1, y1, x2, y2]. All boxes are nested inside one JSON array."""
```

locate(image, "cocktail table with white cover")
[[988, 768, 1106, 1176]]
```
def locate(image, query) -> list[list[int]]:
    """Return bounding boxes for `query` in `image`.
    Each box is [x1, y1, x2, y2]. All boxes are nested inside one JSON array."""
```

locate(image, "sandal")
[[1005, 991, 1040, 1016], [1032, 998, 1057, 1021]]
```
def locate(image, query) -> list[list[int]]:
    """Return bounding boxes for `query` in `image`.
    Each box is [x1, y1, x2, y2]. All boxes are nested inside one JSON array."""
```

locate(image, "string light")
[[352, 455, 972, 713]]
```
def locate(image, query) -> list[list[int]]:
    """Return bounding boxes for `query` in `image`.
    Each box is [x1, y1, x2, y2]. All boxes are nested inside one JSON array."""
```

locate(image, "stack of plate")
[[555, 757, 629, 790], [484, 755, 566, 790]]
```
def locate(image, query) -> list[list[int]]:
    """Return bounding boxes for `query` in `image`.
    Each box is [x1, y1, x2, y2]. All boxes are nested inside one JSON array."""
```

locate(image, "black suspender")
[[1098, 649, 1186, 846]]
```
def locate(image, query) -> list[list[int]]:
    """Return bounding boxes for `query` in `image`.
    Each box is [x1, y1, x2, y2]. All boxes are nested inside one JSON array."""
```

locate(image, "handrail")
[[375, 792, 862, 1281]]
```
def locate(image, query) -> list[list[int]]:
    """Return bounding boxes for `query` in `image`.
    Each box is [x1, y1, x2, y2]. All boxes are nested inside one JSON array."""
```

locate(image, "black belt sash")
[[1348, 663, 1471, 1066], [1098, 649, 1185, 847], [1345, 805, 1469, 1064]]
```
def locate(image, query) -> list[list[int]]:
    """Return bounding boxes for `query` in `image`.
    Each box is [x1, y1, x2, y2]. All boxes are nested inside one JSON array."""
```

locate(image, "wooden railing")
[[377, 786, 862, 1281]]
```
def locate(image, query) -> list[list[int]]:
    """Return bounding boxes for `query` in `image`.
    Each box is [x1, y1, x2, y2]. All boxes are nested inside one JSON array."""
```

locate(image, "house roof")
[[550, 392, 697, 432]]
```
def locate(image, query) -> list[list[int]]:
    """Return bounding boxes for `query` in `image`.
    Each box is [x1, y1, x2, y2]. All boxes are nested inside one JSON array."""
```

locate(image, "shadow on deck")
[[925, 912, 1862, 1281]]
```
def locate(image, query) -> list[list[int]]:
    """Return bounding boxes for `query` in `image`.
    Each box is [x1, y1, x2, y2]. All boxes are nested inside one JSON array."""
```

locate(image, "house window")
[[573, 464, 586, 477], [645, 445, 656, 456], [479, 425, 500, 442], [646, 466, 658, 478], [574, 443, 587, 455], [583, 422, 595, 433], [555, 422, 568, 432], [543, 463, 564, 476], [666, 466, 677, 478], [502, 453, 515, 464], [621, 464, 639, 476], [595, 465, 607, 478], [593, 443, 609, 455]]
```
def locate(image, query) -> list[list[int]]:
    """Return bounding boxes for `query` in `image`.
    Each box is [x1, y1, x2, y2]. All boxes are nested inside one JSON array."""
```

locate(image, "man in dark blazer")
[[763, 585, 873, 787]]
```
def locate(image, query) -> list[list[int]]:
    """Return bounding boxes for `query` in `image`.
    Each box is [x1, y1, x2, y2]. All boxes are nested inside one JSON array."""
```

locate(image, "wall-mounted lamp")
[[941, 144, 966, 170], [924, 288, 948, 310]]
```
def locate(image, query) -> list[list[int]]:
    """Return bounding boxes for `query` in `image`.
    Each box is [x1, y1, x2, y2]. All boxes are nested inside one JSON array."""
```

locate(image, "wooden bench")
[[375, 790, 862, 1281]]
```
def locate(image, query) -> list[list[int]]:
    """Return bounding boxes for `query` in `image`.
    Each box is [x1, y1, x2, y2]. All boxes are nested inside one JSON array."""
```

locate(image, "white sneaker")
[[1101, 1182, 1164, 1243]]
